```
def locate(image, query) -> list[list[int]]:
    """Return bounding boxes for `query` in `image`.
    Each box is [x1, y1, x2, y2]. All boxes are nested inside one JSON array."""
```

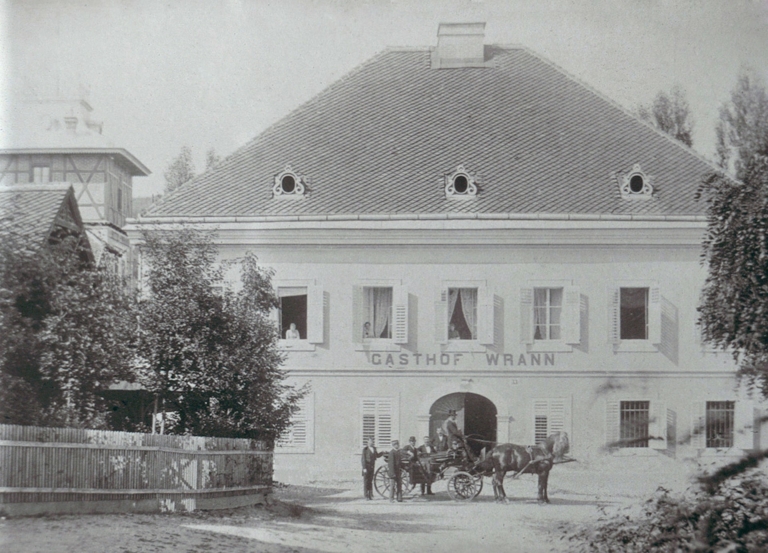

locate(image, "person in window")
[[448, 323, 460, 340], [363, 321, 373, 339], [361, 437, 382, 500], [285, 323, 300, 340], [387, 440, 403, 503]]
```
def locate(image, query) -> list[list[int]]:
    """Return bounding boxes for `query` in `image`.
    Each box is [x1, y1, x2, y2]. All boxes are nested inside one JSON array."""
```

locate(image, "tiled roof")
[[147, 46, 717, 218], [0, 184, 76, 246]]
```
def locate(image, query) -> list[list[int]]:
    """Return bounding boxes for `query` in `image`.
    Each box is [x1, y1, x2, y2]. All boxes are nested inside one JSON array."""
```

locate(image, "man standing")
[[361, 437, 380, 500], [442, 409, 475, 461], [434, 427, 449, 452], [417, 435, 435, 495], [387, 439, 403, 503]]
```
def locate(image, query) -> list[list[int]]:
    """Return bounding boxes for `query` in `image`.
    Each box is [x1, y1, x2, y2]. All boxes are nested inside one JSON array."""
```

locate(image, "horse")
[[472, 431, 570, 503]]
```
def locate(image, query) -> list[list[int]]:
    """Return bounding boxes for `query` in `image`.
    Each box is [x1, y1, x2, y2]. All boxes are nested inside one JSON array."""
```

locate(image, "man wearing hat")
[[442, 409, 475, 461], [387, 439, 403, 502], [434, 427, 449, 452]]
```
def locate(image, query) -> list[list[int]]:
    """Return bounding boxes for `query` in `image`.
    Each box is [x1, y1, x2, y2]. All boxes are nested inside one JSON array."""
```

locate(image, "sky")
[[2, 0, 767, 197]]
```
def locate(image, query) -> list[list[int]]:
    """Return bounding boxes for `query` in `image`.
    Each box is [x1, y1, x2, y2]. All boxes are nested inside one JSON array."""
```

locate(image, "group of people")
[[361, 409, 473, 502]]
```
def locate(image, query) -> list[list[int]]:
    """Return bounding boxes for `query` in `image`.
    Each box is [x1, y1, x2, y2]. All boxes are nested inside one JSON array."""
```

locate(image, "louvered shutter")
[[606, 400, 620, 447], [563, 286, 581, 345], [649, 401, 667, 449], [734, 401, 755, 450], [690, 401, 706, 449], [533, 399, 549, 444], [270, 288, 281, 330], [278, 393, 313, 449], [360, 398, 396, 449], [478, 286, 495, 345], [393, 285, 409, 344], [520, 287, 533, 345], [435, 288, 448, 344], [534, 398, 568, 444], [307, 284, 324, 343], [648, 287, 661, 344], [352, 286, 363, 342], [608, 287, 620, 344]]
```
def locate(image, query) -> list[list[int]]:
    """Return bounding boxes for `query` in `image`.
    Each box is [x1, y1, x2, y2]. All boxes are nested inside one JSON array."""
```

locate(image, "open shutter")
[[649, 401, 667, 449], [563, 286, 581, 345], [352, 285, 363, 343], [608, 287, 620, 344], [307, 284, 324, 344], [606, 400, 619, 447], [478, 287, 495, 346], [690, 401, 706, 449], [393, 285, 409, 344], [271, 288, 281, 331], [520, 287, 533, 345], [533, 399, 549, 444], [435, 288, 448, 344], [734, 400, 755, 450], [278, 393, 313, 450], [648, 287, 661, 345]]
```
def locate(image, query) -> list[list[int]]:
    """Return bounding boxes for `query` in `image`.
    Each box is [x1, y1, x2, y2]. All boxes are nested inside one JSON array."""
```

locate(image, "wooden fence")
[[0, 424, 273, 516]]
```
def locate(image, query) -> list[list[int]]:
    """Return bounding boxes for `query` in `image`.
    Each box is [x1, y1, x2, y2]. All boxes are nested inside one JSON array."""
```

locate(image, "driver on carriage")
[[442, 409, 476, 461]]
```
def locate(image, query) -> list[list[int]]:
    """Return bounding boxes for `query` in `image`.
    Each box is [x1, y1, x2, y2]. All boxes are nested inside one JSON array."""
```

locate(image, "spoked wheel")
[[374, 466, 415, 498], [447, 471, 483, 501]]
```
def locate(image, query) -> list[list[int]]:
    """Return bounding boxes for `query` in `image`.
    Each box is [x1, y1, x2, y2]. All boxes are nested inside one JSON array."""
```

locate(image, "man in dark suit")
[[387, 439, 403, 503], [361, 437, 381, 499], [434, 427, 449, 452], [417, 435, 436, 495]]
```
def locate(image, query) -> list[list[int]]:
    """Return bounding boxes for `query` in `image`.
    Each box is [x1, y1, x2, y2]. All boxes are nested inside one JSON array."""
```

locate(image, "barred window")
[[706, 401, 734, 448], [620, 400, 649, 448]]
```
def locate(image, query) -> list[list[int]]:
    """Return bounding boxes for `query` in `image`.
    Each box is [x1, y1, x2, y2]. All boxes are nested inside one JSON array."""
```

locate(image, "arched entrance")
[[429, 392, 497, 457]]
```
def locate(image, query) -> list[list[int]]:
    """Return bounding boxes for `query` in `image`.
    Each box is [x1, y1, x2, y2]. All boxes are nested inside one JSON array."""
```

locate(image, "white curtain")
[[461, 289, 477, 339], [373, 287, 392, 338], [448, 288, 460, 323]]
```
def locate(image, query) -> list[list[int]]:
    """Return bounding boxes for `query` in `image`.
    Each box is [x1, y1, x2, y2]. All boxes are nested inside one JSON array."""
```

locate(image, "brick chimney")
[[431, 22, 488, 69]]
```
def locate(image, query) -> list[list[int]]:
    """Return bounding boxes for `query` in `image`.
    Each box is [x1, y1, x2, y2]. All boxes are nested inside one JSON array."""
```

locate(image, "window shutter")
[[520, 287, 533, 345], [278, 393, 313, 450], [270, 288, 281, 329], [649, 401, 667, 450], [435, 288, 448, 344], [733, 400, 755, 450], [352, 286, 363, 343], [478, 286, 495, 346], [393, 285, 409, 344], [605, 400, 620, 447], [648, 287, 661, 345], [690, 401, 706, 449], [608, 287, 620, 344], [533, 399, 549, 444], [563, 286, 581, 345], [549, 398, 566, 435], [307, 284, 324, 344], [376, 398, 394, 449], [360, 397, 397, 449]]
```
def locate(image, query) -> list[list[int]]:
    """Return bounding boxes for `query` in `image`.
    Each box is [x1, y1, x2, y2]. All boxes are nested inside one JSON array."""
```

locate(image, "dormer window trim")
[[445, 165, 478, 199], [273, 165, 306, 198], [620, 164, 653, 200]]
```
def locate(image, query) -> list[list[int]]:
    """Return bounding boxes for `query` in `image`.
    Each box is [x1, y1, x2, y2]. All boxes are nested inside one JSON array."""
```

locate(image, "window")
[[363, 287, 392, 339], [620, 288, 648, 340], [706, 401, 734, 448], [534, 288, 562, 340], [444, 165, 477, 198], [279, 287, 308, 340], [620, 401, 649, 448], [448, 288, 477, 340], [353, 284, 408, 347], [117, 187, 123, 212], [273, 165, 305, 197], [533, 398, 568, 445], [360, 397, 396, 449], [619, 164, 653, 199], [33, 166, 50, 183], [277, 393, 314, 452]]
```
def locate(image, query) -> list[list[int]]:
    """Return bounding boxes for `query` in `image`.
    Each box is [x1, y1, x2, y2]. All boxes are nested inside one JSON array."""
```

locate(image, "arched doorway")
[[429, 392, 497, 457]]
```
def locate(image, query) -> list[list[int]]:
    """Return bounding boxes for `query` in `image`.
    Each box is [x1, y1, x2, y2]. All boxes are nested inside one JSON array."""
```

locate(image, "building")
[[130, 23, 764, 482], [0, 95, 150, 278]]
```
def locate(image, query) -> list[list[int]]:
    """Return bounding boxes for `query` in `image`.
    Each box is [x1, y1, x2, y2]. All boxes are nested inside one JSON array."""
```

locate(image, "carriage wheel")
[[374, 466, 390, 498], [447, 471, 483, 501]]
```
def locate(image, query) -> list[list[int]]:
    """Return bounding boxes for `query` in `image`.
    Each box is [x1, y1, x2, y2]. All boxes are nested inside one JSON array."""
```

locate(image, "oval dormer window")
[[445, 166, 477, 199], [620, 164, 653, 199], [273, 165, 305, 198]]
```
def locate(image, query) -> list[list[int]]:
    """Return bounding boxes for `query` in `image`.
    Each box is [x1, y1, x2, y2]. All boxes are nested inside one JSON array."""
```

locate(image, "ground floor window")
[[620, 400, 649, 448], [533, 398, 567, 445], [360, 397, 395, 449], [277, 393, 314, 452], [706, 401, 734, 448]]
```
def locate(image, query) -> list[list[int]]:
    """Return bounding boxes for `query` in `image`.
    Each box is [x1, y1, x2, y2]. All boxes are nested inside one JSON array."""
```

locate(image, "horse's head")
[[545, 432, 570, 460]]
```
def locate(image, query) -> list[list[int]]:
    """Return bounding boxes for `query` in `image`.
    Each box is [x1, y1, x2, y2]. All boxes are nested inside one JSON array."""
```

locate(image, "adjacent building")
[[130, 23, 764, 482]]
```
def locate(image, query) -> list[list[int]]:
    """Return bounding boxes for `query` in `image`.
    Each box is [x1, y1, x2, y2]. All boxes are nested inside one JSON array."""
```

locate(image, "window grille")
[[620, 401, 649, 448], [706, 401, 734, 448]]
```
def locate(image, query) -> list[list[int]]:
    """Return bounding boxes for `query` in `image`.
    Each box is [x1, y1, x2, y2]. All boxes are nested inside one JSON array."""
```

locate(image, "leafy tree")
[[638, 85, 694, 147], [715, 69, 768, 178], [0, 235, 138, 427], [205, 148, 221, 170], [136, 227, 303, 441], [163, 146, 195, 194]]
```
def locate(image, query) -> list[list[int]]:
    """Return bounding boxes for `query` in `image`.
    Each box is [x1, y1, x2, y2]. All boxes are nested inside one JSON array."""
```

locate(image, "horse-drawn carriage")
[[373, 432, 572, 503]]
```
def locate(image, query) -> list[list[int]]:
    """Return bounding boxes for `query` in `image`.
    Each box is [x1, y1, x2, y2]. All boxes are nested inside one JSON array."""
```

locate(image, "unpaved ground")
[[0, 456, 698, 553]]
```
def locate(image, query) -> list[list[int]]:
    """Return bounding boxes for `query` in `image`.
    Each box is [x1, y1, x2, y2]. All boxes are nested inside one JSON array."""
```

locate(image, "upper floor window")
[[273, 282, 325, 348], [353, 283, 409, 347], [619, 164, 653, 199], [279, 287, 308, 340], [448, 288, 477, 340], [33, 166, 50, 183], [444, 165, 477, 198], [273, 165, 306, 198], [609, 284, 661, 350], [620, 287, 648, 340], [521, 285, 581, 349], [436, 283, 498, 349], [363, 287, 392, 339], [534, 288, 562, 341]]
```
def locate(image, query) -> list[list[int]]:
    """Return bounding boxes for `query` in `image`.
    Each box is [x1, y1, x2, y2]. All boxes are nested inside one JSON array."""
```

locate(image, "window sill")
[[613, 341, 658, 353], [527, 341, 573, 353], [443, 340, 486, 353], [612, 448, 660, 456], [355, 340, 401, 352], [278, 340, 316, 352]]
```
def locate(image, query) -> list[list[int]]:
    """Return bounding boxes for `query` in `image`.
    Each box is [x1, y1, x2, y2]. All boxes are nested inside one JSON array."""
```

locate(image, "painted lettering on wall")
[[368, 352, 555, 367]]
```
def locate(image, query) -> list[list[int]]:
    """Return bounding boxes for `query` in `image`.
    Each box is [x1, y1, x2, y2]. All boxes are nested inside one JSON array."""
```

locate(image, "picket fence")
[[0, 424, 273, 516]]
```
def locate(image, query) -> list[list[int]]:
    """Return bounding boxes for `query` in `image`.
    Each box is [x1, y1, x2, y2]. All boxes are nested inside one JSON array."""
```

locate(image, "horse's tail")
[[546, 432, 570, 460]]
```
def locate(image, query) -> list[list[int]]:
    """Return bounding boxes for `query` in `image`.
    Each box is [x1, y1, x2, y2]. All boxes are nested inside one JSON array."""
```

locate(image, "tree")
[[715, 69, 768, 178], [163, 146, 195, 194], [136, 227, 303, 441], [205, 148, 221, 170], [637, 85, 694, 147], [0, 235, 138, 427]]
